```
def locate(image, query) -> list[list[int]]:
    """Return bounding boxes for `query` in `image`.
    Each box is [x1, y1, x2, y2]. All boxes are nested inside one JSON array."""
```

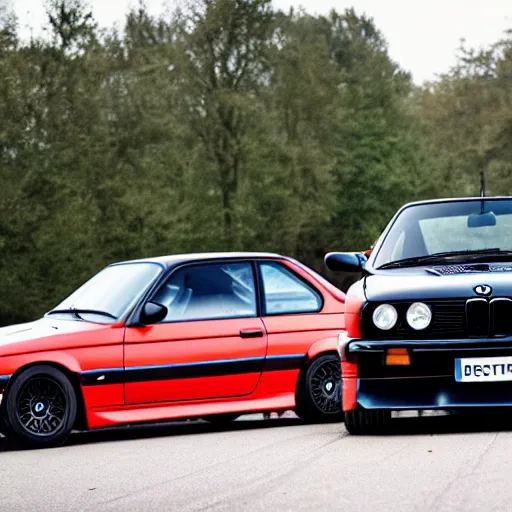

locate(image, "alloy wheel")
[[309, 358, 341, 414], [16, 377, 67, 436]]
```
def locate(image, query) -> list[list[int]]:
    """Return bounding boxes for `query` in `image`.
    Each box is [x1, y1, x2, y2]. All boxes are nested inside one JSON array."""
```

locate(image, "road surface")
[[1, 413, 511, 511]]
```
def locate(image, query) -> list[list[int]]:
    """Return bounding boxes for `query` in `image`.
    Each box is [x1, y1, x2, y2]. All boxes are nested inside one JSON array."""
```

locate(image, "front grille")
[[466, 298, 489, 336], [491, 298, 512, 336], [363, 298, 512, 339], [425, 301, 466, 337]]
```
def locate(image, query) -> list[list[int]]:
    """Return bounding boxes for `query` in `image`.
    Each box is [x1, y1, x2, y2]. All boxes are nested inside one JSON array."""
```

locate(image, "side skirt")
[[86, 392, 296, 430]]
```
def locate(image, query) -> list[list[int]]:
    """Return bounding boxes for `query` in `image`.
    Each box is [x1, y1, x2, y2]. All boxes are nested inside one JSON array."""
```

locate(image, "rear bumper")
[[341, 335, 512, 411]]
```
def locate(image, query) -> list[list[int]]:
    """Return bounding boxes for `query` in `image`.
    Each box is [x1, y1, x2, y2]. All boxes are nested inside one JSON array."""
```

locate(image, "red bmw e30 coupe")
[[0, 252, 346, 447]]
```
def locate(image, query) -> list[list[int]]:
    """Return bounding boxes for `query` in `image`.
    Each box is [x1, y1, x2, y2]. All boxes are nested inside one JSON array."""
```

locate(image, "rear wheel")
[[344, 408, 391, 434], [295, 354, 342, 422], [4, 365, 77, 448]]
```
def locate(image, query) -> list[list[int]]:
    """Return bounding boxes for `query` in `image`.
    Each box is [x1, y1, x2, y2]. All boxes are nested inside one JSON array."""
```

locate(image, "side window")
[[152, 263, 257, 322], [260, 262, 322, 315]]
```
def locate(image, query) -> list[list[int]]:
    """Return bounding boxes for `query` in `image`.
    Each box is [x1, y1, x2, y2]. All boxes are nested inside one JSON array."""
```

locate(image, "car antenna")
[[480, 167, 486, 213]]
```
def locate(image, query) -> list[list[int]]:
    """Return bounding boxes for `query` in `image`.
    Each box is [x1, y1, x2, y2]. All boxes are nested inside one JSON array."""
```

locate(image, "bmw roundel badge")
[[474, 284, 492, 296]]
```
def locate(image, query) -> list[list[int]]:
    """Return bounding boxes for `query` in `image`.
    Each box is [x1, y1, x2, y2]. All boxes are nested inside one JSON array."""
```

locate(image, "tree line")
[[1, 0, 511, 326]]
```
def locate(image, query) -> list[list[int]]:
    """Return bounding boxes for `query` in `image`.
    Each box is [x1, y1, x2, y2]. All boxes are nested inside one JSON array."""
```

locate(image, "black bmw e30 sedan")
[[326, 196, 512, 434]]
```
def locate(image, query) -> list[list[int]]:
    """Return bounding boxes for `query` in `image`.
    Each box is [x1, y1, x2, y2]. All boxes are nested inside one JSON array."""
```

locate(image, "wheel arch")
[[294, 347, 341, 421], [2, 360, 88, 431], [296, 348, 340, 397], [306, 336, 339, 362]]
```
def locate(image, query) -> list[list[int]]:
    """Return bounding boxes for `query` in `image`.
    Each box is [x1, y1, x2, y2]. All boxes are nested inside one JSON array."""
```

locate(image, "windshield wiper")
[[379, 248, 512, 269], [47, 308, 117, 320]]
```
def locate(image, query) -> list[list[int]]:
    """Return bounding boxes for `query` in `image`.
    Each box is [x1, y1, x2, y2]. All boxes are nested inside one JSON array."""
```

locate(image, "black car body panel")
[[364, 268, 512, 302]]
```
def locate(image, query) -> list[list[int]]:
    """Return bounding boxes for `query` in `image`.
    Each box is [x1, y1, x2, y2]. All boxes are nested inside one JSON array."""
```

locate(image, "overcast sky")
[[12, 0, 512, 83]]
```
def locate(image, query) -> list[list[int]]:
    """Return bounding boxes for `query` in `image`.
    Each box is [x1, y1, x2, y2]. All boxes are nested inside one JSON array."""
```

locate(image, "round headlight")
[[372, 304, 398, 330], [406, 302, 432, 330]]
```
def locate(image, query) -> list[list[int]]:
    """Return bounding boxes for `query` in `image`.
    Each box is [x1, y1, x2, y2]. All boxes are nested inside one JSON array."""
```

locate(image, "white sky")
[[12, 0, 512, 83]]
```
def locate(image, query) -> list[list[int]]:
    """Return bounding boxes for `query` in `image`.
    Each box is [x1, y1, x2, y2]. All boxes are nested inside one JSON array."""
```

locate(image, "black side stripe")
[[80, 355, 304, 386]]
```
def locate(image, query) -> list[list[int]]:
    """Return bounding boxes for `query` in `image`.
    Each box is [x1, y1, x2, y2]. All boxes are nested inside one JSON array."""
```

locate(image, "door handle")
[[239, 329, 264, 339]]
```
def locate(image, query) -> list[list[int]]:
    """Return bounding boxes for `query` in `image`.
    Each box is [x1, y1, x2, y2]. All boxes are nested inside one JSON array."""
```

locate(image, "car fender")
[[306, 336, 340, 362], [1, 350, 83, 381]]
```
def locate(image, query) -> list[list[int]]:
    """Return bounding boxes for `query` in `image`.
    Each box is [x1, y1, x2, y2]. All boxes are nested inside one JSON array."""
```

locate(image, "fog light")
[[385, 348, 410, 365]]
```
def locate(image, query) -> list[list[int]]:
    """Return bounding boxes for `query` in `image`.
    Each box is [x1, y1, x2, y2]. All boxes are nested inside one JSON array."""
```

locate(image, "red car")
[[0, 252, 345, 447]]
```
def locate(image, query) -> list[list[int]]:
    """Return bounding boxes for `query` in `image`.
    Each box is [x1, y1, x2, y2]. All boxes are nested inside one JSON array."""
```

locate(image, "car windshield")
[[49, 262, 163, 321], [373, 199, 512, 268]]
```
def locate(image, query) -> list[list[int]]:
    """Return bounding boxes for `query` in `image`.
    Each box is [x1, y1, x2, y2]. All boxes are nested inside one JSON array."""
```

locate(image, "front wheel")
[[344, 408, 391, 435], [4, 365, 77, 448], [295, 354, 342, 422]]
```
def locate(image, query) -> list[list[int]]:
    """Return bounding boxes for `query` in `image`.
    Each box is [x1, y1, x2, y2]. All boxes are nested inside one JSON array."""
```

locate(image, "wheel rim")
[[16, 376, 67, 437], [310, 359, 342, 413]]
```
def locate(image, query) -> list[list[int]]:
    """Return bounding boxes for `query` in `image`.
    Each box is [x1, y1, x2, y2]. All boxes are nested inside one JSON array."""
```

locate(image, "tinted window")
[[260, 262, 322, 315], [153, 263, 257, 321]]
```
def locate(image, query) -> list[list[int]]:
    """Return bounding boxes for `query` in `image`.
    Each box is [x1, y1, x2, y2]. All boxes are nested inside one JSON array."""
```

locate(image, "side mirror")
[[324, 252, 367, 272], [140, 301, 168, 325]]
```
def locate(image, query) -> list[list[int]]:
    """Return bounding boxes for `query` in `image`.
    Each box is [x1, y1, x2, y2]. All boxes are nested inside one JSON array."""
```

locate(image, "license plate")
[[455, 357, 512, 382]]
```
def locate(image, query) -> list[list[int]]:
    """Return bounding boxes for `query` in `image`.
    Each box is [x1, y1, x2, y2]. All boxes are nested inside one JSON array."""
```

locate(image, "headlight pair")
[[372, 302, 432, 331]]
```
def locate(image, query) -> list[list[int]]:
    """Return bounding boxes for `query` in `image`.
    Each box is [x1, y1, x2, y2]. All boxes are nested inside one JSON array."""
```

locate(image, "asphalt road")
[[1, 413, 512, 512]]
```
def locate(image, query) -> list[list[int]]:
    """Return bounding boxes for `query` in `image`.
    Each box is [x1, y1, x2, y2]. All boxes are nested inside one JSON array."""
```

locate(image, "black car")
[[326, 196, 512, 434]]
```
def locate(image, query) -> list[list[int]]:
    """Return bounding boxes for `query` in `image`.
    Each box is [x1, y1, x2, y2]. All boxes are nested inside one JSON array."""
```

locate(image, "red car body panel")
[[0, 254, 345, 431], [124, 318, 268, 403]]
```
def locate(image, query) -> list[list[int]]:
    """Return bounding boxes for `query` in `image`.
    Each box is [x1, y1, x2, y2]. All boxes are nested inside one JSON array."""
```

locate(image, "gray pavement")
[[1, 413, 511, 511]]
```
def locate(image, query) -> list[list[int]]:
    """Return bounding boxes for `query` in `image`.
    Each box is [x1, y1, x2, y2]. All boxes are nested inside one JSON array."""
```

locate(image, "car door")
[[124, 261, 267, 404]]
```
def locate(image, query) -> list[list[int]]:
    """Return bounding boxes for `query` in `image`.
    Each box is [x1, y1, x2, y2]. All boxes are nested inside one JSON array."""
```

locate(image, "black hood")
[[364, 265, 512, 302]]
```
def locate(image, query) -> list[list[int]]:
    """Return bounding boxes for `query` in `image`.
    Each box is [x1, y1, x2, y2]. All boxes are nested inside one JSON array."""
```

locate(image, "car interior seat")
[[182, 267, 250, 319]]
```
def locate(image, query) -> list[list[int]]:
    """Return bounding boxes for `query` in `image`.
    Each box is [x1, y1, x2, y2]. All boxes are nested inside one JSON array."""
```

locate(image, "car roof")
[[402, 196, 512, 208], [112, 252, 285, 268]]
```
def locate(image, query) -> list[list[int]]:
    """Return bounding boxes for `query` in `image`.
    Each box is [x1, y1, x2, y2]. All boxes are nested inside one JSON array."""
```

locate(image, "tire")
[[295, 353, 343, 422], [344, 408, 391, 435], [202, 413, 240, 424], [3, 365, 77, 448]]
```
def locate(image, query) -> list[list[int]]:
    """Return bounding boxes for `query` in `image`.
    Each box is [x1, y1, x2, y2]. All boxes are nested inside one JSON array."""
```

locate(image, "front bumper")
[[341, 335, 512, 411]]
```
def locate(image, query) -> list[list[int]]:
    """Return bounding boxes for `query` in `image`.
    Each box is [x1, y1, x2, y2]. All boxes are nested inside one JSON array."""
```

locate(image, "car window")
[[420, 214, 512, 253], [390, 230, 406, 260], [260, 262, 322, 315], [53, 262, 162, 320], [152, 263, 257, 322], [374, 199, 512, 267]]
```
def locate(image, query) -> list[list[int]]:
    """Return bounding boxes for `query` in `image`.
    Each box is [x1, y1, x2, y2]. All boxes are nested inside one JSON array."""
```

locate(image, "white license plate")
[[455, 357, 512, 382]]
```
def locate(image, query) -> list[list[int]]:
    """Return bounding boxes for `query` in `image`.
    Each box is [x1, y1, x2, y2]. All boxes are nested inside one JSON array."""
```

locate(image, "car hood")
[[364, 267, 512, 302], [0, 317, 105, 350]]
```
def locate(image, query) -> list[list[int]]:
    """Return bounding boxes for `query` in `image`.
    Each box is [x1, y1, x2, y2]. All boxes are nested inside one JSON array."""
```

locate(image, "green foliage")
[[1, 0, 509, 325]]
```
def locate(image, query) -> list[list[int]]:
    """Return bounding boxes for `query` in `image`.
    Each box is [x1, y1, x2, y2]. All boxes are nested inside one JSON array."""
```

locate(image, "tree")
[[414, 37, 512, 198], [174, 0, 275, 247], [326, 10, 418, 250], [45, 0, 97, 54]]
